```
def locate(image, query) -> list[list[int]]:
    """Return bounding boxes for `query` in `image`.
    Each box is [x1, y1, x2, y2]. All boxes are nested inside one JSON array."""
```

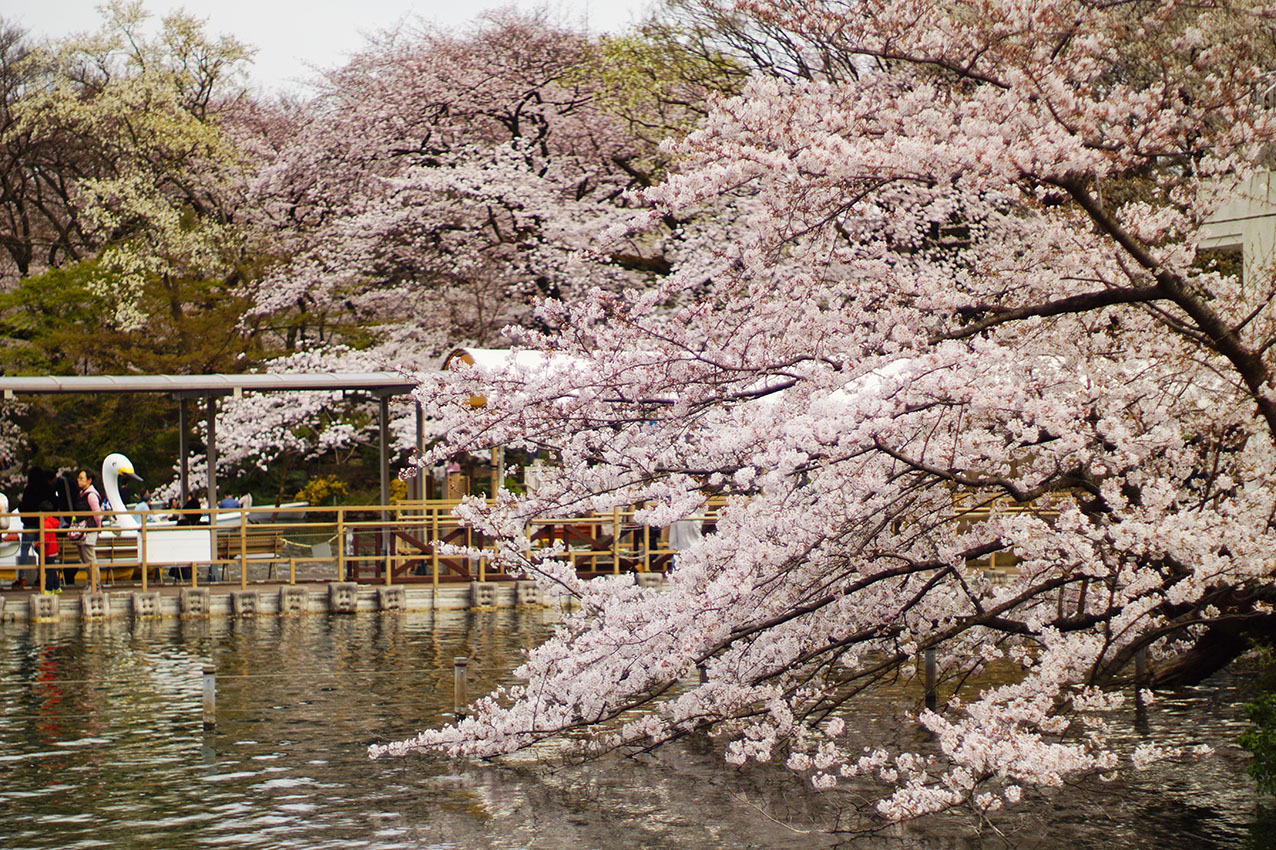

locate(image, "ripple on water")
[[0, 610, 1268, 849], [257, 777, 313, 789], [202, 771, 259, 782], [277, 801, 319, 813]]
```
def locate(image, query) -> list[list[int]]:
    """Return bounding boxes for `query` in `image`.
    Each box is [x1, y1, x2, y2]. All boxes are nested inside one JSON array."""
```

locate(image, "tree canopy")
[[365, 0, 1276, 830], [0, 4, 713, 493]]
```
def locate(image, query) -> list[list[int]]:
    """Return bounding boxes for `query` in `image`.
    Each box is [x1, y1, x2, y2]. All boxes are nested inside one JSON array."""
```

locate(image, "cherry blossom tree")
[[164, 343, 430, 504], [371, 0, 1276, 828], [0, 19, 76, 280], [199, 12, 734, 496], [248, 11, 681, 356]]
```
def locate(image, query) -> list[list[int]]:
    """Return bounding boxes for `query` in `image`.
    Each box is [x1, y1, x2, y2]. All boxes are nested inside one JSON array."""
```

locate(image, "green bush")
[[1240, 695, 1276, 794]]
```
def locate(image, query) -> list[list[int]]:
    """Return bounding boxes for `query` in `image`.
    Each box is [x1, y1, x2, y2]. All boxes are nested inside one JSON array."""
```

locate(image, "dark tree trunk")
[[1151, 614, 1276, 688]]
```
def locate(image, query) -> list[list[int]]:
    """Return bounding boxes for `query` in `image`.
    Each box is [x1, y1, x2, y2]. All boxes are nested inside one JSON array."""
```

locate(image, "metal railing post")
[[642, 517, 650, 573], [336, 509, 345, 582], [202, 666, 216, 730], [431, 506, 439, 596], [37, 513, 45, 593], [612, 507, 621, 574], [239, 509, 248, 589], [140, 511, 148, 591], [385, 524, 393, 587]]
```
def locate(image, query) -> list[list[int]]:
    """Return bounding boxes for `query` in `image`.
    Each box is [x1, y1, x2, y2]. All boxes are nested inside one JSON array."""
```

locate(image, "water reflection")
[[0, 610, 1268, 849]]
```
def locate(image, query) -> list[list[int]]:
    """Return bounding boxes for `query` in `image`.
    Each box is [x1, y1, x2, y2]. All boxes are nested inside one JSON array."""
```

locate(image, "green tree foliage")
[[585, 26, 745, 184], [0, 4, 281, 483], [0, 256, 268, 480], [1242, 695, 1276, 794]]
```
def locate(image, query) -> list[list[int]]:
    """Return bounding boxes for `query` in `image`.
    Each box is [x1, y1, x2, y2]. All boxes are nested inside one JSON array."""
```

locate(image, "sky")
[[9, 1, 656, 94]]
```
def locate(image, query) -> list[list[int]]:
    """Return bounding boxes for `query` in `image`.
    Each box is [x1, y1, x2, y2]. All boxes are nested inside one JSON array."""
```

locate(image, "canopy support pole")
[[414, 400, 424, 500], [379, 394, 391, 580], [379, 395, 390, 509], [206, 394, 218, 512], [178, 399, 189, 504]]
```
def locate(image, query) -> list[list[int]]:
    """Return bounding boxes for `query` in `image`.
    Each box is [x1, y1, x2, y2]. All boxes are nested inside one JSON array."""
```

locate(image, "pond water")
[[0, 609, 1269, 849]]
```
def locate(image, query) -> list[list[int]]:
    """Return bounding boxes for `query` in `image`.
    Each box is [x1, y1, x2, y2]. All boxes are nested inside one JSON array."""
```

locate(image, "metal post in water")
[[453, 657, 469, 720], [924, 648, 938, 712], [202, 666, 216, 730], [1133, 647, 1151, 731]]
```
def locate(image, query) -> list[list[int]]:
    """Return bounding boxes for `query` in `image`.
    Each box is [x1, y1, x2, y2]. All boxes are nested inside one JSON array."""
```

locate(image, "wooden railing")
[[0, 502, 717, 591], [3, 494, 1032, 591]]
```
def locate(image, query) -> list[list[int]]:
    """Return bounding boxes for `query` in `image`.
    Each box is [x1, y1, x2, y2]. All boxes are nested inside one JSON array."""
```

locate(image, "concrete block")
[[469, 582, 497, 608], [29, 594, 59, 623], [231, 590, 259, 617], [180, 587, 210, 617], [377, 586, 406, 612], [515, 580, 542, 606], [329, 582, 359, 614], [132, 592, 161, 618], [81, 592, 109, 620], [279, 586, 308, 615]]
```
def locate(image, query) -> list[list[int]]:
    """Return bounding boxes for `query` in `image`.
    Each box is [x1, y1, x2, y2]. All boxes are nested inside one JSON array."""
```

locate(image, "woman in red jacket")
[[37, 499, 60, 593]]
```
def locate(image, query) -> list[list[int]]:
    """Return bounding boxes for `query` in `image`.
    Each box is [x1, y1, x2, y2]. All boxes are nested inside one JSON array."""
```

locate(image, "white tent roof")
[[0, 372, 422, 399]]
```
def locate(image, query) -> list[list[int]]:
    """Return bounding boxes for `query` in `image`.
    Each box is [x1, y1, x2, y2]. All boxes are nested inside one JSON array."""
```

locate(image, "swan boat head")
[[101, 452, 143, 531]]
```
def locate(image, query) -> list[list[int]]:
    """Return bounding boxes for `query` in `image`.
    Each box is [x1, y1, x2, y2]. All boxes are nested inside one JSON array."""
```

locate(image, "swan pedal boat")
[[0, 454, 307, 583]]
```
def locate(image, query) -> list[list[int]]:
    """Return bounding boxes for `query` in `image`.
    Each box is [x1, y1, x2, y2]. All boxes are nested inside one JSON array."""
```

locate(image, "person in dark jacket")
[[15, 467, 55, 589], [51, 471, 77, 587], [177, 495, 203, 525]]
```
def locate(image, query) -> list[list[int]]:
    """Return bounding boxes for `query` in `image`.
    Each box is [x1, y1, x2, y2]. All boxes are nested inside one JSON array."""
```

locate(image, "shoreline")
[[0, 577, 656, 626]]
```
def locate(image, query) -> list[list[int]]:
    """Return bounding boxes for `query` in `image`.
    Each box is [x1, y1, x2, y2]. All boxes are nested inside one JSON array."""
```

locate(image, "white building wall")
[[1200, 171, 1276, 283]]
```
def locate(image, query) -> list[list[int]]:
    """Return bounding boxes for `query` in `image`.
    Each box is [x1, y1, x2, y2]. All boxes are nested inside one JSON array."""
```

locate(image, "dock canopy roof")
[[0, 371, 429, 509], [0, 372, 422, 399]]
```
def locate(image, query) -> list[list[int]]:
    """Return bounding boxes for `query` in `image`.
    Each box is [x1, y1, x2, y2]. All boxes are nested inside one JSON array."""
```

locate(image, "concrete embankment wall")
[[0, 576, 668, 627], [0, 574, 667, 627]]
